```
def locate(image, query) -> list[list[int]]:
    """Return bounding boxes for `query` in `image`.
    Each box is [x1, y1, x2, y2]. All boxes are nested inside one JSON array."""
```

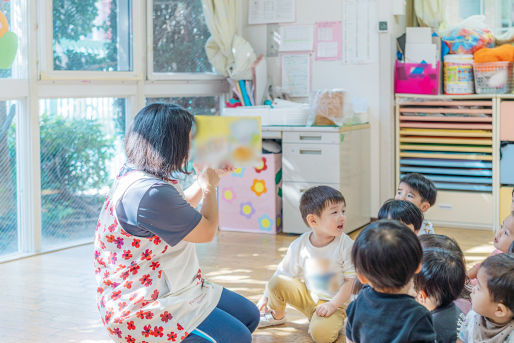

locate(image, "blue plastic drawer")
[[501, 143, 514, 184]]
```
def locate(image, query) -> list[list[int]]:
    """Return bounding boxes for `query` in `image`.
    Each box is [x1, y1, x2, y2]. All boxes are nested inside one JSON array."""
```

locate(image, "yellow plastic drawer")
[[500, 187, 513, 225]]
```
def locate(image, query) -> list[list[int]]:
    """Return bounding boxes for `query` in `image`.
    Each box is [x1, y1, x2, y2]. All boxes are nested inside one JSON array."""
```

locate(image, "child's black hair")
[[481, 254, 514, 313], [351, 219, 422, 291], [399, 173, 437, 206], [299, 186, 345, 226], [413, 248, 465, 308], [378, 199, 424, 232], [418, 234, 470, 299], [509, 241, 514, 254], [418, 234, 464, 261]]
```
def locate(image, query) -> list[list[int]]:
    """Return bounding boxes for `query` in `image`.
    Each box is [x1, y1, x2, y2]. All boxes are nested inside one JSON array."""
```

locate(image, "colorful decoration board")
[[0, 10, 18, 69], [219, 154, 282, 234], [193, 115, 262, 168]]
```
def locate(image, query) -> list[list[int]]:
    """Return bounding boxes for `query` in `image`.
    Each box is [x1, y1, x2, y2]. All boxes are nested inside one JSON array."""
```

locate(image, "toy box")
[[219, 153, 282, 234]]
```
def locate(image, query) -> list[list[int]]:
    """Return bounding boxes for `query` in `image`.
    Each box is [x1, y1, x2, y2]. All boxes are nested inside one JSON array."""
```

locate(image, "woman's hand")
[[215, 164, 235, 178], [194, 164, 220, 193]]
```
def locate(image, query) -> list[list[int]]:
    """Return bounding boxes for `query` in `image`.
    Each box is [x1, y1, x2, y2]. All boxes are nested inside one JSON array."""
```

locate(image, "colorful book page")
[[193, 116, 262, 168]]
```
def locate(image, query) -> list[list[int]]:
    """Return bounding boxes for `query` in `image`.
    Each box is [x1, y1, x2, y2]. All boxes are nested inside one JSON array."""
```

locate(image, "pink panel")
[[501, 101, 514, 141], [399, 122, 492, 129], [394, 61, 440, 95], [219, 154, 282, 234]]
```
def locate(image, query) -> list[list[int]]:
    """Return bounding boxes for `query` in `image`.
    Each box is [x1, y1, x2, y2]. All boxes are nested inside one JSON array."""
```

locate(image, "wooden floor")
[[0, 227, 495, 343]]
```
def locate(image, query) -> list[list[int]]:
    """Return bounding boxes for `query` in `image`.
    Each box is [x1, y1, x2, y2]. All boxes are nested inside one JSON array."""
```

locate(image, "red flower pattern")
[[160, 311, 173, 323], [167, 332, 177, 341], [127, 321, 135, 330]]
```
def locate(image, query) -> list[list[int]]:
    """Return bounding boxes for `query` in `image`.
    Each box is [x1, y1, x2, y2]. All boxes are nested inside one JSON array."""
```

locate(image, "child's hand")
[[315, 301, 337, 317], [467, 264, 479, 279], [257, 296, 269, 313]]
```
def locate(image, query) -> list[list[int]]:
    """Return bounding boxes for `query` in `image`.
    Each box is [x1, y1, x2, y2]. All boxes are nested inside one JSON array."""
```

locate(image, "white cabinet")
[[281, 126, 371, 234]]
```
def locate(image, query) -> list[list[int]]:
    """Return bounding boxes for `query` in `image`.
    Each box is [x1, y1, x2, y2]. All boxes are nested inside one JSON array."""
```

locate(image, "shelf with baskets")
[[395, 94, 499, 229]]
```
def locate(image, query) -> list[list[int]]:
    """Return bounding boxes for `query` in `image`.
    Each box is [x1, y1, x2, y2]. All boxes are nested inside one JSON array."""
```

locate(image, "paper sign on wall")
[[281, 53, 311, 97], [248, 0, 295, 24], [193, 116, 262, 168], [314, 22, 342, 61], [279, 25, 314, 52]]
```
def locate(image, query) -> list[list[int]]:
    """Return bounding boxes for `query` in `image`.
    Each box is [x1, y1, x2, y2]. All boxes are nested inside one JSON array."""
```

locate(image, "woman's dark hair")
[[399, 173, 437, 206], [124, 103, 195, 178], [352, 219, 422, 291], [299, 186, 345, 226], [481, 253, 514, 313], [413, 248, 465, 308], [378, 199, 424, 232]]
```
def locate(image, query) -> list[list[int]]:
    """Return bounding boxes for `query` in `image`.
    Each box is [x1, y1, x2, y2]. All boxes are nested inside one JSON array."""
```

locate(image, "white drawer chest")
[[262, 125, 371, 234]]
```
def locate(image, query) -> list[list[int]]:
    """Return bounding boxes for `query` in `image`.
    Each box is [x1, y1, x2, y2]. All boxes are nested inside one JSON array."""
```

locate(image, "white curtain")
[[202, 0, 256, 80], [414, 0, 448, 31]]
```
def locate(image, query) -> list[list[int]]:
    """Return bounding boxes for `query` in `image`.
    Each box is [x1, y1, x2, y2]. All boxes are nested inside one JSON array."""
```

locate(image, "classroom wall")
[[241, 0, 401, 217]]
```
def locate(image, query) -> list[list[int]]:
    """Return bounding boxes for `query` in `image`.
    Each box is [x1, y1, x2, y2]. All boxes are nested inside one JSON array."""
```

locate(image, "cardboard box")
[[219, 153, 282, 234]]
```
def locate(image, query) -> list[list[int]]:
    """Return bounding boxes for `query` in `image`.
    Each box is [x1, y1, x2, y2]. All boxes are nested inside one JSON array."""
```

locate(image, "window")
[[0, 0, 27, 79], [146, 96, 219, 115], [449, 0, 514, 35], [151, 0, 214, 74], [39, 98, 126, 250], [52, 0, 132, 72], [0, 101, 18, 256]]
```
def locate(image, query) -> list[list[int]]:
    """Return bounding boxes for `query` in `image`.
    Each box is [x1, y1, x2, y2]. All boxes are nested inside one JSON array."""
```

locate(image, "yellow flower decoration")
[[251, 179, 267, 197]]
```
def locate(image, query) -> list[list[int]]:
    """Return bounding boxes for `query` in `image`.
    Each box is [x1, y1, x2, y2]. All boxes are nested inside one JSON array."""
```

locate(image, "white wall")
[[241, 0, 404, 217]]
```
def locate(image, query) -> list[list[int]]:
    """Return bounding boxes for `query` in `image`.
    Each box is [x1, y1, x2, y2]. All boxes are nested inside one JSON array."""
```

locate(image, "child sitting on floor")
[[395, 173, 437, 235], [419, 234, 472, 315], [345, 220, 437, 343], [467, 213, 514, 280], [414, 247, 466, 343], [257, 186, 355, 343], [378, 199, 424, 234], [351, 199, 424, 296], [458, 254, 514, 343]]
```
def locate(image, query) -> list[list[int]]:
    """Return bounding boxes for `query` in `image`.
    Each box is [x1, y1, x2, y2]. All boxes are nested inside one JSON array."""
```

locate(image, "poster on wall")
[[342, 0, 375, 64], [281, 53, 311, 97], [314, 21, 342, 61], [248, 0, 295, 24], [279, 24, 314, 52]]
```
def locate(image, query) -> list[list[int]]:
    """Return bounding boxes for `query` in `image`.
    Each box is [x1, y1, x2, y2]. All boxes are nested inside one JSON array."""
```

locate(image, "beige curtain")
[[414, 0, 448, 30], [202, 0, 256, 79]]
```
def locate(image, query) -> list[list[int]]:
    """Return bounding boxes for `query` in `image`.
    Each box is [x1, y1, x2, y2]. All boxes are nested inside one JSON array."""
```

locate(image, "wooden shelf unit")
[[395, 94, 514, 230]]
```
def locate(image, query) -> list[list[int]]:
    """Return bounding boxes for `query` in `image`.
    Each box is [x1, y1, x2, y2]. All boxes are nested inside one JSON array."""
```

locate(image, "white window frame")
[[38, 0, 144, 81], [146, 0, 226, 81], [0, 0, 229, 262]]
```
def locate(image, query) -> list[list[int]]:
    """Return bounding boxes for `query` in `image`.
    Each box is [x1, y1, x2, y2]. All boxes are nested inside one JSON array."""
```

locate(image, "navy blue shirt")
[[346, 286, 437, 343], [432, 302, 464, 343], [116, 167, 202, 247]]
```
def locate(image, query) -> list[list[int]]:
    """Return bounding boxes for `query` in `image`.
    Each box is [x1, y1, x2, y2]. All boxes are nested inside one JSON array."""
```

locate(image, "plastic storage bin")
[[444, 54, 474, 94], [500, 143, 514, 184], [395, 61, 441, 95], [219, 153, 282, 234], [473, 62, 513, 94], [222, 106, 308, 126]]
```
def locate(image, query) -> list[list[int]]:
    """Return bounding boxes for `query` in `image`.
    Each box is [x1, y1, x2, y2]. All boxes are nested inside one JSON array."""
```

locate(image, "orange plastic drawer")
[[500, 101, 514, 141]]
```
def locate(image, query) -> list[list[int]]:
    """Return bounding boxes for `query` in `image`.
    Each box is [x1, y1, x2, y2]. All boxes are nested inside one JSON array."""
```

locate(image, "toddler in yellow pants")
[[257, 186, 355, 343]]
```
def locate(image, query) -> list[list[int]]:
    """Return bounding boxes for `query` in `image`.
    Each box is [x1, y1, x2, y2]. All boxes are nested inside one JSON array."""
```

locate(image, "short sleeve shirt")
[[116, 174, 202, 246]]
